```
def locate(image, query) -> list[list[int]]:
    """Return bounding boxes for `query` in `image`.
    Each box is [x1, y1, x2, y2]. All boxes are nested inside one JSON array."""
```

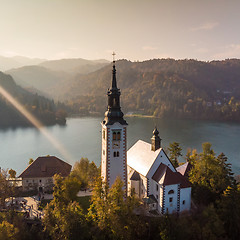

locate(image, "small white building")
[[127, 129, 191, 214], [19, 156, 72, 192]]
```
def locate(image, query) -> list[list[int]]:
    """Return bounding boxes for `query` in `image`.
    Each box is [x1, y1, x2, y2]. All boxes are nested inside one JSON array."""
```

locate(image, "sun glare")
[[0, 86, 73, 163]]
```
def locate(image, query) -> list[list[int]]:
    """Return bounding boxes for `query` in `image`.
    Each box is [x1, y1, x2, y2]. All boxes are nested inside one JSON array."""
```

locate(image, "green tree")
[[51, 174, 81, 205], [217, 186, 240, 240], [0, 221, 19, 240], [8, 169, 16, 179], [88, 176, 145, 240], [189, 143, 235, 204], [29, 158, 34, 165], [88, 176, 110, 231], [168, 142, 182, 168], [43, 174, 89, 240], [0, 170, 14, 209], [71, 158, 99, 189]]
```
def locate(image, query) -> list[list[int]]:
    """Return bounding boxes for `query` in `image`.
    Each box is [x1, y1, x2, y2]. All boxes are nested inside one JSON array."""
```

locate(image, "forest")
[[64, 59, 240, 121], [0, 72, 68, 128], [0, 144, 239, 240]]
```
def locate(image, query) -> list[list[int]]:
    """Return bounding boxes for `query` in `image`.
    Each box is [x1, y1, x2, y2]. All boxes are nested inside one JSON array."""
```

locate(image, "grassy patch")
[[76, 196, 91, 213]]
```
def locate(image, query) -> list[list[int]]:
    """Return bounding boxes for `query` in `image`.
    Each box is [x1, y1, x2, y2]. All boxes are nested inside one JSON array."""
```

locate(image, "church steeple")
[[103, 53, 127, 126], [111, 53, 117, 89], [151, 127, 161, 151], [101, 53, 128, 190]]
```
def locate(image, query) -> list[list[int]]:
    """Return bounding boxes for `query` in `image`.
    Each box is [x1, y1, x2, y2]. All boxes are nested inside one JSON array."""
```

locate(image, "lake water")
[[0, 117, 239, 176]]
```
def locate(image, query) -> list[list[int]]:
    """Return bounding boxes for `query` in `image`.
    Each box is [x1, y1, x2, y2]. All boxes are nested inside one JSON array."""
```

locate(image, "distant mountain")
[[6, 66, 70, 98], [58, 58, 240, 121], [6, 58, 110, 100], [0, 56, 46, 71], [0, 71, 67, 128], [39, 58, 109, 74]]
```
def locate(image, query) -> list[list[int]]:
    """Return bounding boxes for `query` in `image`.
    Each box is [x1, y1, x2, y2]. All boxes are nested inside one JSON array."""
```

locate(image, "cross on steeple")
[[112, 51, 116, 63]]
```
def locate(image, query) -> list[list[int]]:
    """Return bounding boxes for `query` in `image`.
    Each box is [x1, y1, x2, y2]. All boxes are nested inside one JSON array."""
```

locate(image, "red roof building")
[[19, 156, 72, 192]]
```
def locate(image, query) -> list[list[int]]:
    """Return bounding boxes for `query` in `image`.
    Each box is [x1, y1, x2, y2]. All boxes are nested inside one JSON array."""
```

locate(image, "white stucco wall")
[[150, 179, 161, 211], [22, 177, 53, 191], [180, 187, 191, 212], [101, 122, 127, 189], [101, 124, 108, 182], [164, 184, 179, 214]]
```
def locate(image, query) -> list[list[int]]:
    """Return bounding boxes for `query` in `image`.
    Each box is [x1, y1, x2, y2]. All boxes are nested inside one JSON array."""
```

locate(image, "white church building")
[[101, 58, 191, 214]]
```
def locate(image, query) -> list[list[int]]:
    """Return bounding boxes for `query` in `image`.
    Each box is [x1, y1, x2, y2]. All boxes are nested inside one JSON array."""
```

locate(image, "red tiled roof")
[[152, 163, 191, 188], [152, 163, 167, 182], [19, 156, 72, 178]]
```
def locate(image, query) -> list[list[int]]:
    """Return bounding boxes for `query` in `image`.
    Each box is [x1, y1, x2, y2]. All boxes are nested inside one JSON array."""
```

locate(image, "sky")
[[0, 0, 240, 61]]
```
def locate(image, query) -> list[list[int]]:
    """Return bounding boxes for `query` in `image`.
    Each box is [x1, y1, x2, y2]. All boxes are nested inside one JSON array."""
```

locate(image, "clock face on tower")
[[113, 141, 120, 149]]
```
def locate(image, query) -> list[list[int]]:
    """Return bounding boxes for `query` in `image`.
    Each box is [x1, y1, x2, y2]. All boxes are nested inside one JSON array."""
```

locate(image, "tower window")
[[103, 150, 105, 155], [112, 130, 121, 140], [113, 151, 119, 157], [117, 132, 121, 140], [182, 200, 185, 205], [168, 190, 174, 194]]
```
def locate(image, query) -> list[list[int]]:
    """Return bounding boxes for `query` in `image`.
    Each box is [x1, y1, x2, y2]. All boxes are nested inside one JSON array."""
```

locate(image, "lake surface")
[[0, 117, 239, 175]]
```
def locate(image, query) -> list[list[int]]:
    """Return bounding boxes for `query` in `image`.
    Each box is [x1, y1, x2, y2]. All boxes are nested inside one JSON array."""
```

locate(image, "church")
[[101, 57, 191, 214]]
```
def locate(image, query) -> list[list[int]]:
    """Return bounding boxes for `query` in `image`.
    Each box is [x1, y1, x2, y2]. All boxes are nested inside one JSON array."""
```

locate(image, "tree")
[[217, 186, 240, 240], [29, 158, 34, 165], [189, 143, 235, 204], [71, 158, 99, 189], [88, 176, 110, 231], [0, 221, 19, 240], [51, 174, 81, 205], [0, 170, 14, 209], [88, 176, 146, 240], [168, 142, 182, 168], [8, 169, 16, 179], [43, 174, 89, 240], [185, 148, 199, 165]]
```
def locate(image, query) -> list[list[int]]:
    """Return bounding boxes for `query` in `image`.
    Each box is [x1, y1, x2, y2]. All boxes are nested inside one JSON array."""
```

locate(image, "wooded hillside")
[[65, 59, 240, 121], [0, 72, 67, 128]]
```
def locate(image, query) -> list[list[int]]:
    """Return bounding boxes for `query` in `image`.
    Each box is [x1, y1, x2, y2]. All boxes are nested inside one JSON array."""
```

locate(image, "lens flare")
[[0, 86, 73, 163]]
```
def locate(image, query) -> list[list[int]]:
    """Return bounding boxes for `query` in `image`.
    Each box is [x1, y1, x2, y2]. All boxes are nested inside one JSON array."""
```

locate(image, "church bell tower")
[[101, 53, 128, 190]]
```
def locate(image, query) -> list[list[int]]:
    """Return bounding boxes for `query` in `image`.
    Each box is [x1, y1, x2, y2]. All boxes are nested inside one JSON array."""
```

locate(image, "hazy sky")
[[0, 0, 239, 61]]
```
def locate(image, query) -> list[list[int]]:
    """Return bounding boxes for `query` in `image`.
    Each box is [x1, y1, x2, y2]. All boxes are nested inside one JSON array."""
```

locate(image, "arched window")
[[114, 152, 116, 157], [113, 132, 116, 140], [117, 151, 119, 157], [168, 190, 174, 194], [117, 132, 121, 140]]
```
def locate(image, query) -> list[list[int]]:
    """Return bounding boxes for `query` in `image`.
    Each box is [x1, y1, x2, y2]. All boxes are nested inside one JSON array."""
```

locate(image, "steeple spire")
[[102, 53, 127, 126], [112, 52, 117, 89], [151, 127, 161, 151]]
